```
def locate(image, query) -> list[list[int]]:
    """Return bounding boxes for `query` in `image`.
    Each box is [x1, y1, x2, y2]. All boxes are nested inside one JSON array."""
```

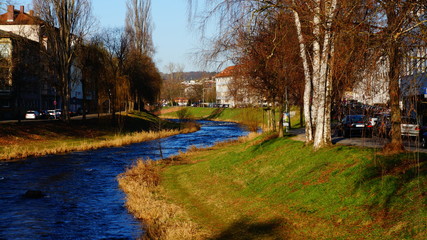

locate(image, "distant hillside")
[[161, 71, 217, 81]]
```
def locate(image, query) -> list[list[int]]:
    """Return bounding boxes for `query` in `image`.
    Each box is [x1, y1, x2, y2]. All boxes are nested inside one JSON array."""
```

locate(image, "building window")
[[0, 41, 12, 58], [0, 99, 10, 108]]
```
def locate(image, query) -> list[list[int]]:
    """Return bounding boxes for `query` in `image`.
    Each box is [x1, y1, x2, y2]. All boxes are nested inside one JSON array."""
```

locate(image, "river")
[[0, 120, 248, 239]]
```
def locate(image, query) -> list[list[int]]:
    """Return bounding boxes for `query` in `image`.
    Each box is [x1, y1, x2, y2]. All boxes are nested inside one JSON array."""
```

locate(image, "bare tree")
[[0, 1, 17, 12], [99, 28, 130, 119], [161, 63, 184, 105], [74, 37, 107, 120], [373, 1, 425, 153], [33, 0, 93, 122], [187, 0, 372, 150], [126, 0, 154, 56]]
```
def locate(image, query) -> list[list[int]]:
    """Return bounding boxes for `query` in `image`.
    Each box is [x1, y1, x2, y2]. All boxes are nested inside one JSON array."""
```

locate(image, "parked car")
[[401, 117, 420, 138], [47, 109, 62, 119], [25, 110, 40, 120], [339, 115, 371, 138], [38, 110, 50, 119]]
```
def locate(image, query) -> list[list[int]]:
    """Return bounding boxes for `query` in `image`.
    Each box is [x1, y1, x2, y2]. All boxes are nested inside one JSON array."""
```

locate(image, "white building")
[[0, 6, 42, 43], [215, 66, 236, 107], [215, 66, 258, 107], [349, 58, 390, 105]]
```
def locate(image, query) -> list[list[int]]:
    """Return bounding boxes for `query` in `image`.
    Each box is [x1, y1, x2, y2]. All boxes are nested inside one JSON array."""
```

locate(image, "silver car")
[[401, 117, 420, 138]]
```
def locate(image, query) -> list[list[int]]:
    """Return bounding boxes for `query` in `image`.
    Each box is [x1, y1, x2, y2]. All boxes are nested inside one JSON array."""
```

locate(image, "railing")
[[0, 88, 11, 95]]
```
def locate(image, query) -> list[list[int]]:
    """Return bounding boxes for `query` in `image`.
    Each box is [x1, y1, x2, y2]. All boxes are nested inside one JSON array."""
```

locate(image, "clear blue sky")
[[18, 0, 212, 72]]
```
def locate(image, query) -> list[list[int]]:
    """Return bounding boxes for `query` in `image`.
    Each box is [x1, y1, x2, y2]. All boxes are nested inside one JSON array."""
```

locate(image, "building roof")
[[0, 6, 43, 25], [215, 66, 237, 78]]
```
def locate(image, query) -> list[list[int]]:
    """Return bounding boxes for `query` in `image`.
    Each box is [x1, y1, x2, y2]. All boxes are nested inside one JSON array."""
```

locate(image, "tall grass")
[[118, 159, 209, 240], [0, 129, 189, 161], [236, 108, 262, 131]]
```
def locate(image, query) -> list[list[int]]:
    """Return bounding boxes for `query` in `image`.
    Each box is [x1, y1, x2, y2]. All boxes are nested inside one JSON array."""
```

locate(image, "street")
[[290, 128, 427, 153]]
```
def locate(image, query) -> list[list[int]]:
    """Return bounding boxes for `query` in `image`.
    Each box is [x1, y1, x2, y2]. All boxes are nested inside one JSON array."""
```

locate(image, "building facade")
[[0, 30, 47, 119], [215, 66, 258, 107], [215, 66, 236, 107], [0, 5, 87, 119]]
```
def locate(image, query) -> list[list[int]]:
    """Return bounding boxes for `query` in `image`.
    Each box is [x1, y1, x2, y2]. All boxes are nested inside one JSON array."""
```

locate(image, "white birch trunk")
[[313, 0, 338, 150], [292, 6, 313, 143], [325, 38, 335, 143], [311, 0, 322, 133]]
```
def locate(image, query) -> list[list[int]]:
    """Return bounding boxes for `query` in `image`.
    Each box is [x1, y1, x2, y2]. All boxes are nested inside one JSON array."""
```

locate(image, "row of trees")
[[160, 63, 217, 106], [189, 0, 427, 151], [31, 0, 161, 122]]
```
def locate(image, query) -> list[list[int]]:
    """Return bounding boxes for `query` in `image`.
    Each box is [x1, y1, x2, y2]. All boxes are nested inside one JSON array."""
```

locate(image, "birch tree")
[[291, 2, 313, 142], [187, 0, 371, 150]]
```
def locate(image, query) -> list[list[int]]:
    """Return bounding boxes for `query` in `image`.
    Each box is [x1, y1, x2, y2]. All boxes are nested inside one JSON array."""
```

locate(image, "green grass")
[[161, 134, 426, 239], [161, 107, 302, 129]]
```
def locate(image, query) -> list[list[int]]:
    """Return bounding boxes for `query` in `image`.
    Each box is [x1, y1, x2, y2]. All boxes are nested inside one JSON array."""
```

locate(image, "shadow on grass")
[[249, 134, 282, 154], [204, 108, 225, 120], [211, 218, 289, 240]]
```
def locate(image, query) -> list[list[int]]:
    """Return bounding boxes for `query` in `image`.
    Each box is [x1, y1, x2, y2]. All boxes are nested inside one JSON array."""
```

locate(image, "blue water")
[[0, 120, 248, 239]]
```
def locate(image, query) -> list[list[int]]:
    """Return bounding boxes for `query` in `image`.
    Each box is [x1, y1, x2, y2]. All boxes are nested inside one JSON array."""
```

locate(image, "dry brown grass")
[[118, 159, 210, 240], [117, 132, 261, 239], [0, 129, 192, 161]]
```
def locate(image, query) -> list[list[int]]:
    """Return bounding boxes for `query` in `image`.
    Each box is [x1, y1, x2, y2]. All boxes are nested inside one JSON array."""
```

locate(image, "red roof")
[[0, 7, 42, 25], [215, 66, 237, 78]]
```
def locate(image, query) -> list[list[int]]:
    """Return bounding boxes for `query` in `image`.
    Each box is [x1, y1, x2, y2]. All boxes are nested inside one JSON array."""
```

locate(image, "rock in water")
[[23, 190, 45, 199]]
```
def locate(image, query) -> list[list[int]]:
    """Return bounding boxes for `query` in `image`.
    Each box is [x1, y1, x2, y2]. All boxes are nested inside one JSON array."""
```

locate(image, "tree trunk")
[[292, 7, 313, 142], [384, 41, 404, 153], [278, 99, 285, 138], [311, 0, 322, 136], [82, 77, 87, 121], [313, 0, 337, 150], [271, 99, 277, 132], [299, 103, 304, 128]]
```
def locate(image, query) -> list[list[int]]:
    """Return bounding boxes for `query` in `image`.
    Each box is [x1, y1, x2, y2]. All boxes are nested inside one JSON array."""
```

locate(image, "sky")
[[18, 0, 214, 72]]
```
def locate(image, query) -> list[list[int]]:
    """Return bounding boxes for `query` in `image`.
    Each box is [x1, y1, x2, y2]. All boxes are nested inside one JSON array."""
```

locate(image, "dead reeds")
[[0, 129, 194, 161], [117, 132, 260, 239], [118, 159, 209, 240]]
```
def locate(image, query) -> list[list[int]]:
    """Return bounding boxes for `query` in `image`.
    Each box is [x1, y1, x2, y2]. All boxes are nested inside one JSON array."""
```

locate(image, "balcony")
[[0, 87, 11, 96]]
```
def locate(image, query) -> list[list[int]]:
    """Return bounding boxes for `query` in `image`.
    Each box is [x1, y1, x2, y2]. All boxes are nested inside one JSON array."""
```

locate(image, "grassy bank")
[[0, 111, 197, 161], [160, 106, 302, 129], [119, 133, 426, 239]]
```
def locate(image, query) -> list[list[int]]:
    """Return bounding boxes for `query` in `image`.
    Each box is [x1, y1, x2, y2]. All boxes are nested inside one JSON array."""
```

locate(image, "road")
[[0, 113, 111, 124], [290, 128, 427, 153]]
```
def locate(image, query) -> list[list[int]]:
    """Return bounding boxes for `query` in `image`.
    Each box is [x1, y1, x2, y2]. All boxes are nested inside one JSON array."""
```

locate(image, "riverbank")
[[0, 111, 198, 161], [119, 133, 426, 239], [159, 106, 303, 129]]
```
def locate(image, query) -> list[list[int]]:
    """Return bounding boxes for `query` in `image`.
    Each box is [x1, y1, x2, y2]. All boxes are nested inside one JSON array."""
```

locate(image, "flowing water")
[[0, 120, 248, 239]]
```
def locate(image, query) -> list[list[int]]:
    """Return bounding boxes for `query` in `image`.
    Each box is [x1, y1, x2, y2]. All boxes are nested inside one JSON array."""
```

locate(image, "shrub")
[[176, 108, 192, 120]]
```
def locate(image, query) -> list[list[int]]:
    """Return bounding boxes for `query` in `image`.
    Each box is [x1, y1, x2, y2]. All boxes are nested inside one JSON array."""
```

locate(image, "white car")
[[401, 117, 420, 138], [25, 110, 40, 119], [47, 109, 61, 118]]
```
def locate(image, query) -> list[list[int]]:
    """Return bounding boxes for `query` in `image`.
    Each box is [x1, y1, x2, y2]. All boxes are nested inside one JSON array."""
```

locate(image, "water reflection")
[[0, 120, 248, 239]]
